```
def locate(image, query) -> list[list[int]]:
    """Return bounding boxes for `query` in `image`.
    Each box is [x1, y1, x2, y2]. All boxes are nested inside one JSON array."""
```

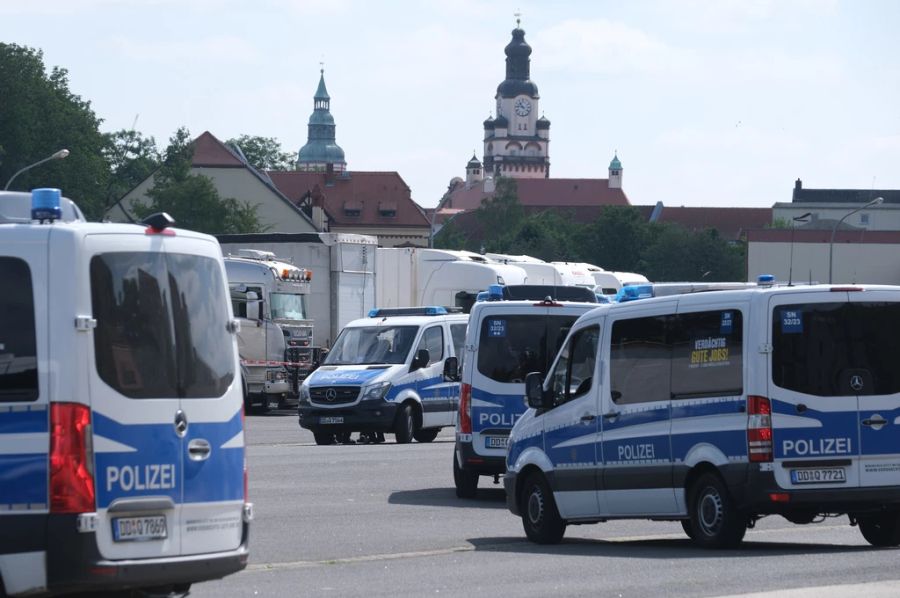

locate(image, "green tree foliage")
[[102, 129, 161, 213], [0, 43, 110, 218], [132, 128, 263, 234], [508, 210, 581, 261], [579, 206, 649, 272], [642, 224, 745, 281], [475, 177, 525, 252], [226, 135, 294, 171]]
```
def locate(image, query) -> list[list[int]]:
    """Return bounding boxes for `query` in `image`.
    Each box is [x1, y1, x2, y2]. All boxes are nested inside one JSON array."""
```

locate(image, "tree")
[[643, 224, 745, 282], [475, 177, 525, 252], [132, 128, 264, 234], [579, 206, 649, 272], [226, 135, 294, 171], [0, 43, 110, 219], [507, 210, 581, 261], [102, 129, 161, 213]]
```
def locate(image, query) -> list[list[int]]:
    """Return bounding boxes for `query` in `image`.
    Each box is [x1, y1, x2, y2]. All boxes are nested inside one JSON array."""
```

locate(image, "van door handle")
[[580, 414, 596, 422], [188, 438, 212, 461], [603, 411, 620, 420]]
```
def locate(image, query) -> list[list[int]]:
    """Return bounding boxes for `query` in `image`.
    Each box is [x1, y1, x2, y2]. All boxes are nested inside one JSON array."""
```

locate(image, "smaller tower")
[[297, 68, 347, 174], [465, 153, 484, 188], [608, 152, 622, 189]]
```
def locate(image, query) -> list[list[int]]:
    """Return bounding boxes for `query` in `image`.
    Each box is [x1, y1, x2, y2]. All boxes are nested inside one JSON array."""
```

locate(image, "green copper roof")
[[314, 70, 330, 100], [298, 69, 345, 166], [609, 153, 622, 169]]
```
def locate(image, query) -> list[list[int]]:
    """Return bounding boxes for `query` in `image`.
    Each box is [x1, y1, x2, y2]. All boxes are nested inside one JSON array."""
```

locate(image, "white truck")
[[224, 250, 315, 412], [376, 248, 528, 313]]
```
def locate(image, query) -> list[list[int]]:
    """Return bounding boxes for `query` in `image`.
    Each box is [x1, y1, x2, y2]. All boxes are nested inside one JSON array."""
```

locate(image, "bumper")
[[455, 438, 508, 476], [45, 513, 250, 595], [299, 401, 399, 432]]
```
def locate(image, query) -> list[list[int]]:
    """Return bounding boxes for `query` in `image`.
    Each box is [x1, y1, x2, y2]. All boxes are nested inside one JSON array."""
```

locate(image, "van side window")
[[610, 315, 670, 405], [550, 326, 599, 407], [416, 325, 444, 366], [478, 315, 578, 383], [0, 257, 38, 402], [671, 310, 743, 399], [450, 323, 467, 358]]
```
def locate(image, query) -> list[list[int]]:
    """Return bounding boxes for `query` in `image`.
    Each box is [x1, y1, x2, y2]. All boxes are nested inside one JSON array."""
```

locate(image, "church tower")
[[608, 153, 622, 189], [465, 153, 484, 188], [297, 69, 347, 174], [482, 20, 550, 179]]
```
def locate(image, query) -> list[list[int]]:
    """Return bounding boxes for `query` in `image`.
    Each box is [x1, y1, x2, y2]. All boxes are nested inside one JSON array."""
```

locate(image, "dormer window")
[[343, 199, 363, 218], [378, 201, 398, 218]]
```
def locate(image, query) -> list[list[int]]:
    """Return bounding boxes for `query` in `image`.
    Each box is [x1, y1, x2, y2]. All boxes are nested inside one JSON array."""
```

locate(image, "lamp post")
[[788, 212, 811, 286], [828, 197, 884, 283], [4, 149, 70, 190]]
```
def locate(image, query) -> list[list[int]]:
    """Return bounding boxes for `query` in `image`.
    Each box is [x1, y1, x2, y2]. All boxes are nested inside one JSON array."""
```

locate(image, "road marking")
[[713, 581, 900, 598]]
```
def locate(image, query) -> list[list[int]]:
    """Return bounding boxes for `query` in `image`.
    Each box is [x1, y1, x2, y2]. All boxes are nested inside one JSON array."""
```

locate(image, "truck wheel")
[[688, 472, 747, 548], [414, 428, 439, 443], [520, 471, 566, 544], [453, 453, 478, 498], [313, 431, 335, 446], [858, 512, 900, 547], [394, 404, 415, 444]]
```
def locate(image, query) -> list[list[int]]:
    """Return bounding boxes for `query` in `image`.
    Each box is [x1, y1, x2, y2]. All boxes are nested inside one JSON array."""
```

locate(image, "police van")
[[299, 307, 468, 444], [0, 190, 251, 596], [453, 286, 597, 498], [506, 282, 900, 548]]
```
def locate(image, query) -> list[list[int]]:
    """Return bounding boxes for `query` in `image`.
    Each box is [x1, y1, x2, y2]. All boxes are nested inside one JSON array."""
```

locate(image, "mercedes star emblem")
[[325, 388, 337, 402], [850, 375, 864, 392]]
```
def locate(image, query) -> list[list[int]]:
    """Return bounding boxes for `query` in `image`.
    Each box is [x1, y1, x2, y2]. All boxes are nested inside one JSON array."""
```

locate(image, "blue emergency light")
[[616, 284, 654, 303], [757, 274, 775, 287], [31, 188, 62, 223], [368, 306, 449, 318]]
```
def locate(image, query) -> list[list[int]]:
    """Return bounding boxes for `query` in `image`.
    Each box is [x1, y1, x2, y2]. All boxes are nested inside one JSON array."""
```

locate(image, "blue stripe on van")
[[183, 410, 244, 503], [0, 454, 47, 506], [671, 430, 747, 461], [670, 399, 744, 420], [470, 387, 527, 432], [0, 407, 48, 435]]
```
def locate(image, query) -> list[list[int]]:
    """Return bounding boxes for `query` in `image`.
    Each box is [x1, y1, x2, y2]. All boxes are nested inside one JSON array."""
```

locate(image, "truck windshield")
[[270, 292, 308, 320], [324, 325, 418, 365]]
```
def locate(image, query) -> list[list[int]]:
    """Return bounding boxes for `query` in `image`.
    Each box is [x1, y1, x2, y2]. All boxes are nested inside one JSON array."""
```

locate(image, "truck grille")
[[310, 386, 360, 405]]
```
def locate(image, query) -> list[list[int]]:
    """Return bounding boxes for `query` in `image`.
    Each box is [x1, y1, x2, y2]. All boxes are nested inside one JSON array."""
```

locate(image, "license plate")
[[320, 416, 344, 424], [485, 436, 509, 449], [790, 468, 847, 484], [267, 398, 280, 409], [112, 516, 167, 542]]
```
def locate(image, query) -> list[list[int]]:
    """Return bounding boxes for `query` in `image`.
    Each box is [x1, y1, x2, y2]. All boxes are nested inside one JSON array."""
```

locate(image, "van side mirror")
[[245, 291, 261, 322], [525, 372, 548, 409], [411, 349, 430, 372], [443, 356, 459, 381]]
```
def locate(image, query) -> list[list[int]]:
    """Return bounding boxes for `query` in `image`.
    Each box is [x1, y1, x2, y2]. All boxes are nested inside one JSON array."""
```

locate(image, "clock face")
[[514, 97, 532, 117]]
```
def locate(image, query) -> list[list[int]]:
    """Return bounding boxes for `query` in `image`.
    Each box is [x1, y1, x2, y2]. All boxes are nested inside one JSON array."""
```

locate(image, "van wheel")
[[453, 454, 478, 498], [414, 428, 439, 443], [520, 472, 566, 544], [313, 431, 335, 446], [681, 519, 695, 539], [688, 473, 747, 548], [394, 404, 415, 444], [858, 512, 900, 547]]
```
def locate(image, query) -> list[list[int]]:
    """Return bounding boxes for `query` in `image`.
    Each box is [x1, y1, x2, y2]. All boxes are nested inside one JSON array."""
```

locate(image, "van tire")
[[688, 473, 747, 548], [520, 472, 566, 544], [858, 512, 900, 547], [453, 454, 478, 498], [394, 404, 415, 444], [681, 519, 695, 539], [313, 431, 335, 446], [414, 428, 439, 443]]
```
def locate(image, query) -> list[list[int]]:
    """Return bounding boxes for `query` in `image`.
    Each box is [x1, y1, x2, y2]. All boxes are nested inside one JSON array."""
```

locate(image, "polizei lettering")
[[618, 443, 656, 460], [782, 438, 852, 457], [479, 412, 520, 427], [106, 464, 177, 492]]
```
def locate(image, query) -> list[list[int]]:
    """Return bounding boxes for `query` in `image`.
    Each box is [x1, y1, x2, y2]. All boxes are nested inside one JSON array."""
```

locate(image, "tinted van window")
[[671, 310, 743, 398], [610, 315, 670, 405], [91, 252, 234, 399], [477, 315, 577, 383], [773, 302, 900, 396], [0, 258, 38, 402]]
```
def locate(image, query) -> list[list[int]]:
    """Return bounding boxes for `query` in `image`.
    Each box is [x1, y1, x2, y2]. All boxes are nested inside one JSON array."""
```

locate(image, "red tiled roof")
[[267, 171, 430, 228], [191, 131, 244, 167], [445, 178, 630, 211], [646, 206, 772, 240]]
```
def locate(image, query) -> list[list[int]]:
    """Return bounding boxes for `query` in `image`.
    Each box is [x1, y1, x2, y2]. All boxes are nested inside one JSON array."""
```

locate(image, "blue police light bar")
[[615, 284, 654, 303], [368, 306, 449, 318], [757, 274, 775, 287], [31, 188, 62, 223]]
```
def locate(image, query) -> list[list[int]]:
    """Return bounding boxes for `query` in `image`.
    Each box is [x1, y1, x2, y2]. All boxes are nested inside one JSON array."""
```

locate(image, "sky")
[[4, 0, 900, 209]]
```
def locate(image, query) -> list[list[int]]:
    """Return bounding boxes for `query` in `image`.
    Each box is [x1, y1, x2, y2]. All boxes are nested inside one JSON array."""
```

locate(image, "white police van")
[[299, 307, 468, 444], [453, 285, 597, 498], [506, 282, 900, 548], [0, 189, 251, 596]]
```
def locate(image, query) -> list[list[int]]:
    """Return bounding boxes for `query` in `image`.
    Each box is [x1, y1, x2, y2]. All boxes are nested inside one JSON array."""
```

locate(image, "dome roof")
[[483, 116, 495, 129], [497, 79, 539, 98], [493, 114, 509, 128], [536, 115, 551, 129], [309, 110, 335, 126], [298, 141, 345, 163], [504, 27, 532, 59], [467, 153, 482, 168], [609, 153, 622, 170]]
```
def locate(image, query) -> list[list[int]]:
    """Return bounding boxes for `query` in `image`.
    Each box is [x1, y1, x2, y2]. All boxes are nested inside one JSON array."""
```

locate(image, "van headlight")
[[299, 384, 311, 404], [361, 382, 391, 402]]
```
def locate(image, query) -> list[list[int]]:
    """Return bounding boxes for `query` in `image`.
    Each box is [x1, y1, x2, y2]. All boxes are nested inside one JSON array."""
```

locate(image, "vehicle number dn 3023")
[[112, 516, 167, 542], [485, 436, 509, 449], [790, 468, 846, 484], [320, 416, 344, 424]]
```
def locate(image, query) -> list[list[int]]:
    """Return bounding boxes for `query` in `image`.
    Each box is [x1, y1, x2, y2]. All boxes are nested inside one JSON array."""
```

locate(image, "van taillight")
[[747, 395, 773, 463], [242, 403, 249, 503], [50, 403, 96, 513], [459, 383, 472, 434]]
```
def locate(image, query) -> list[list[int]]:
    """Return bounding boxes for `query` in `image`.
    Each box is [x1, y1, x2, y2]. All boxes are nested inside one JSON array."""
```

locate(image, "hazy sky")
[[4, 0, 899, 208]]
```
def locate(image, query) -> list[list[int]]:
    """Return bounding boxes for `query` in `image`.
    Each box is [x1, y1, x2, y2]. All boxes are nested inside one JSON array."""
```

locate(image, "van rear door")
[[768, 291, 863, 489]]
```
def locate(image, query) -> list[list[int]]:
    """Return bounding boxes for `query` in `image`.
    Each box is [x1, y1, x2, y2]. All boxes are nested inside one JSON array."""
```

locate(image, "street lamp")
[[828, 197, 884, 283], [3, 149, 70, 190], [788, 212, 811, 286]]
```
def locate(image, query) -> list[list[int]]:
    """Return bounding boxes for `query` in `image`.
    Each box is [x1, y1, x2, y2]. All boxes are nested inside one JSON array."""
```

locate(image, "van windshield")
[[477, 315, 578, 383], [91, 252, 235, 399], [772, 302, 900, 396], [270, 292, 308, 320], [324, 325, 418, 365]]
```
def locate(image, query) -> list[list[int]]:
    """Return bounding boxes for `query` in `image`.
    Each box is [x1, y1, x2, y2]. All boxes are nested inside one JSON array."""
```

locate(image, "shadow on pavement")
[[389, 486, 507, 509]]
